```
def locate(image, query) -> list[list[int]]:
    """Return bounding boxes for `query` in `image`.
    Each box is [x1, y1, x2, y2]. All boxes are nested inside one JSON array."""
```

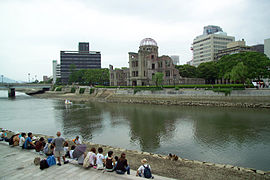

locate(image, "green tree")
[[152, 72, 164, 87], [229, 62, 248, 83], [197, 61, 218, 84], [175, 64, 197, 78], [218, 52, 270, 80]]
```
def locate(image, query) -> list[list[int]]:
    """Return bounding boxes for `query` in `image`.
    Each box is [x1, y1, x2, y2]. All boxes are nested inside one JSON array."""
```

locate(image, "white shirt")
[[96, 153, 104, 166], [19, 137, 25, 147], [70, 150, 74, 159], [138, 164, 151, 176], [64, 147, 69, 153], [87, 152, 96, 165], [75, 138, 82, 145]]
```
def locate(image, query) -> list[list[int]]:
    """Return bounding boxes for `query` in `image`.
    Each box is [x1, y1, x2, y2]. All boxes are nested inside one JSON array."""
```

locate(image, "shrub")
[[212, 88, 232, 96], [79, 88, 85, 94], [70, 87, 76, 93]]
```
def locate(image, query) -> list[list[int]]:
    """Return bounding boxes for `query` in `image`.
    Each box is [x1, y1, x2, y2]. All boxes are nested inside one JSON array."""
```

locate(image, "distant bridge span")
[[0, 83, 52, 97]]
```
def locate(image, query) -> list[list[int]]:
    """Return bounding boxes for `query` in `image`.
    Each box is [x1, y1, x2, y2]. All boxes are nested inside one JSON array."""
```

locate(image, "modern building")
[[52, 60, 61, 84], [60, 42, 101, 84], [109, 38, 180, 86], [265, 38, 270, 59], [192, 25, 235, 67], [215, 39, 252, 60], [170, 55, 180, 65]]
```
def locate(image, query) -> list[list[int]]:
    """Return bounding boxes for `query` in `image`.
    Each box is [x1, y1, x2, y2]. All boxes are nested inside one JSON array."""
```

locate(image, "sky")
[[0, 0, 270, 82]]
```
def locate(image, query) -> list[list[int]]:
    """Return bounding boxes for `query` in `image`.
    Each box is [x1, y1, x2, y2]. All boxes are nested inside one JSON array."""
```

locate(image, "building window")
[[158, 61, 163, 68], [135, 61, 138, 67], [151, 55, 154, 59], [166, 71, 170, 77], [144, 71, 146, 77], [152, 64, 155, 69]]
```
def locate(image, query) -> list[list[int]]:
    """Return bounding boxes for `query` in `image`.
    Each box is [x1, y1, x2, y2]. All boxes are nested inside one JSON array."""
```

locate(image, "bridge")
[[0, 83, 52, 97]]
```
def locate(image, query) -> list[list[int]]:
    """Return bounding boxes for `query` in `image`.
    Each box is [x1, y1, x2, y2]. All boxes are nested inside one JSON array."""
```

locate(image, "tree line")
[[68, 68, 109, 85], [176, 52, 270, 84]]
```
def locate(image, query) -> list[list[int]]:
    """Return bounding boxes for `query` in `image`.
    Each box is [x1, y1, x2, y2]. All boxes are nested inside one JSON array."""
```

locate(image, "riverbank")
[[30, 88, 270, 108], [2, 129, 270, 179]]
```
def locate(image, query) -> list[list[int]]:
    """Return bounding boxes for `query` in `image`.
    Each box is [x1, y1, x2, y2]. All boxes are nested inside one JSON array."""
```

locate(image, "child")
[[73, 136, 82, 145], [105, 151, 115, 172], [23, 132, 36, 149], [83, 147, 97, 168], [136, 158, 154, 179], [19, 133, 26, 147], [96, 147, 105, 170], [52, 131, 69, 166]]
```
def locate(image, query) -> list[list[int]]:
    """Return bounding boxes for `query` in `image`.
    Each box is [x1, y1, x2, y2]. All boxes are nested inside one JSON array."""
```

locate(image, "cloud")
[[0, 0, 269, 81]]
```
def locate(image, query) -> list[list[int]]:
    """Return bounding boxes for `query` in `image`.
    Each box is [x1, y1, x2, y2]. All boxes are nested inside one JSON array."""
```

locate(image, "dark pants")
[[116, 166, 130, 175]]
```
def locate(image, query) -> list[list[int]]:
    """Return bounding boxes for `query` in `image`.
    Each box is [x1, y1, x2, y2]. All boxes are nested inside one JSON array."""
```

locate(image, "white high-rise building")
[[192, 25, 235, 67], [170, 55, 180, 65], [52, 60, 61, 84], [264, 38, 270, 59]]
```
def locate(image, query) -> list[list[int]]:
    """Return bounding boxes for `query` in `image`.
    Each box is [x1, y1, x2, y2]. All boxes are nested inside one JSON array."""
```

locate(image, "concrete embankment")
[[2, 129, 270, 180], [33, 88, 270, 108]]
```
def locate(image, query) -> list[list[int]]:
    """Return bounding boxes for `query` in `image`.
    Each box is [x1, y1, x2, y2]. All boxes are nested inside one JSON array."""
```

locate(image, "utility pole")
[[28, 73, 30, 83], [1, 75, 3, 84]]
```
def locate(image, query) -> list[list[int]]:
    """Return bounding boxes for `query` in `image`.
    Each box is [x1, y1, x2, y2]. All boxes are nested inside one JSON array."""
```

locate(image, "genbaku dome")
[[109, 38, 182, 86]]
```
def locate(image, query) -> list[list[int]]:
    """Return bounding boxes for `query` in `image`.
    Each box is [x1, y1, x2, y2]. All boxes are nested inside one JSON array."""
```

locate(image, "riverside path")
[[0, 142, 175, 180]]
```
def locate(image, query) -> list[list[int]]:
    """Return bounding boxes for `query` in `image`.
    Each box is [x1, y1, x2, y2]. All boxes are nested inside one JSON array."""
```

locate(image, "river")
[[0, 90, 270, 171]]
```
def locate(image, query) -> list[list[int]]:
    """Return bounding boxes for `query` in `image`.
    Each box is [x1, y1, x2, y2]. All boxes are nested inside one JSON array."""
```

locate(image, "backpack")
[[40, 159, 49, 170], [46, 155, 56, 166], [9, 135, 15, 145], [83, 152, 91, 168], [143, 165, 152, 179]]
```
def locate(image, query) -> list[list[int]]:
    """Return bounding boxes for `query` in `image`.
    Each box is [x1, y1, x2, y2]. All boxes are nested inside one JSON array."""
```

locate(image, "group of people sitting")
[[1, 130, 154, 179]]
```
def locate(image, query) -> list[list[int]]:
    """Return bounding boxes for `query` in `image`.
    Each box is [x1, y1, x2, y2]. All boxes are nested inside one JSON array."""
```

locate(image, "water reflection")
[[102, 103, 178, 152]]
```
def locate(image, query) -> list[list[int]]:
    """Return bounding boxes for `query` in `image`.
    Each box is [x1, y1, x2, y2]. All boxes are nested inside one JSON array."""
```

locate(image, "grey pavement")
[[0, 142, 176, 180]]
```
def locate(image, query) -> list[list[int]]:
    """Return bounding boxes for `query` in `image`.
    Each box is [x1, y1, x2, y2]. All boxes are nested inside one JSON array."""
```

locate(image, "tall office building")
[[192, 25, 235, 67], [60, 42, 101, 84], [170, 55, 180, 65], [52, 60, 61, 84], [265, 38, 270, 59]]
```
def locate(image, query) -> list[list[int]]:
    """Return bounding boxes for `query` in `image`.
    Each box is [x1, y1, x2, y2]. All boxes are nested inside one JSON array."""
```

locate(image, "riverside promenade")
[[0, 142, 174, 180]]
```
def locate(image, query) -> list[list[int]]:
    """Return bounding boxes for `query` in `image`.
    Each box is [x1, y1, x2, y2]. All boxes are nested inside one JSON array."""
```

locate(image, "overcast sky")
[[0, 0, 269, 81]]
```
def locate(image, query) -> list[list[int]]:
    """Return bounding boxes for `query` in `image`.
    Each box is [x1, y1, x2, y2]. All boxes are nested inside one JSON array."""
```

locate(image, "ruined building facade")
[[109, 38, 181, 86]]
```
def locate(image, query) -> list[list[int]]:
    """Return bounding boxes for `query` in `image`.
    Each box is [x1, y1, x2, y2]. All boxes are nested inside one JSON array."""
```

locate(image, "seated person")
[[35, 137, 45, 152], [69, 145, 76, 159], [105, 151, 115, 171], [23, 132, 36, 149], [12, 133, 20, 146], [96, 147, 105, 169], [19, 133, 26, 147], [115, 152, 130, 175], [0, 130, 8, 141], [136, 158, 154, 179], [73, 136, 82, 145]]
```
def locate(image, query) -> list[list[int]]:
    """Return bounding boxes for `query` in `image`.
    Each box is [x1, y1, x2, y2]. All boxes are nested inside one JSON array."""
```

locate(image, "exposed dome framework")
[[140, 38, 158, 47]]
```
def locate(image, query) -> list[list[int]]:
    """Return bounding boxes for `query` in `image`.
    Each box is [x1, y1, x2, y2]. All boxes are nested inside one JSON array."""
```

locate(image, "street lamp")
[[28, 73, 30, 83]]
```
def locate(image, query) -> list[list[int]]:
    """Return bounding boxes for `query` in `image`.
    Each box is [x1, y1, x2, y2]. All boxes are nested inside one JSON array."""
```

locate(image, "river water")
[[0, 90, 270, 171]]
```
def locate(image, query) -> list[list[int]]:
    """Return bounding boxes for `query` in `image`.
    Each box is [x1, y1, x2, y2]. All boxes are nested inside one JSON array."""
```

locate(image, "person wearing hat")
[[136, 158, 154, 179]]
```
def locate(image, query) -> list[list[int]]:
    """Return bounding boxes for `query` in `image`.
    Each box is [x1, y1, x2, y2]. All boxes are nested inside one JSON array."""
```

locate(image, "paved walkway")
[[0, 142, 176, 180]]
